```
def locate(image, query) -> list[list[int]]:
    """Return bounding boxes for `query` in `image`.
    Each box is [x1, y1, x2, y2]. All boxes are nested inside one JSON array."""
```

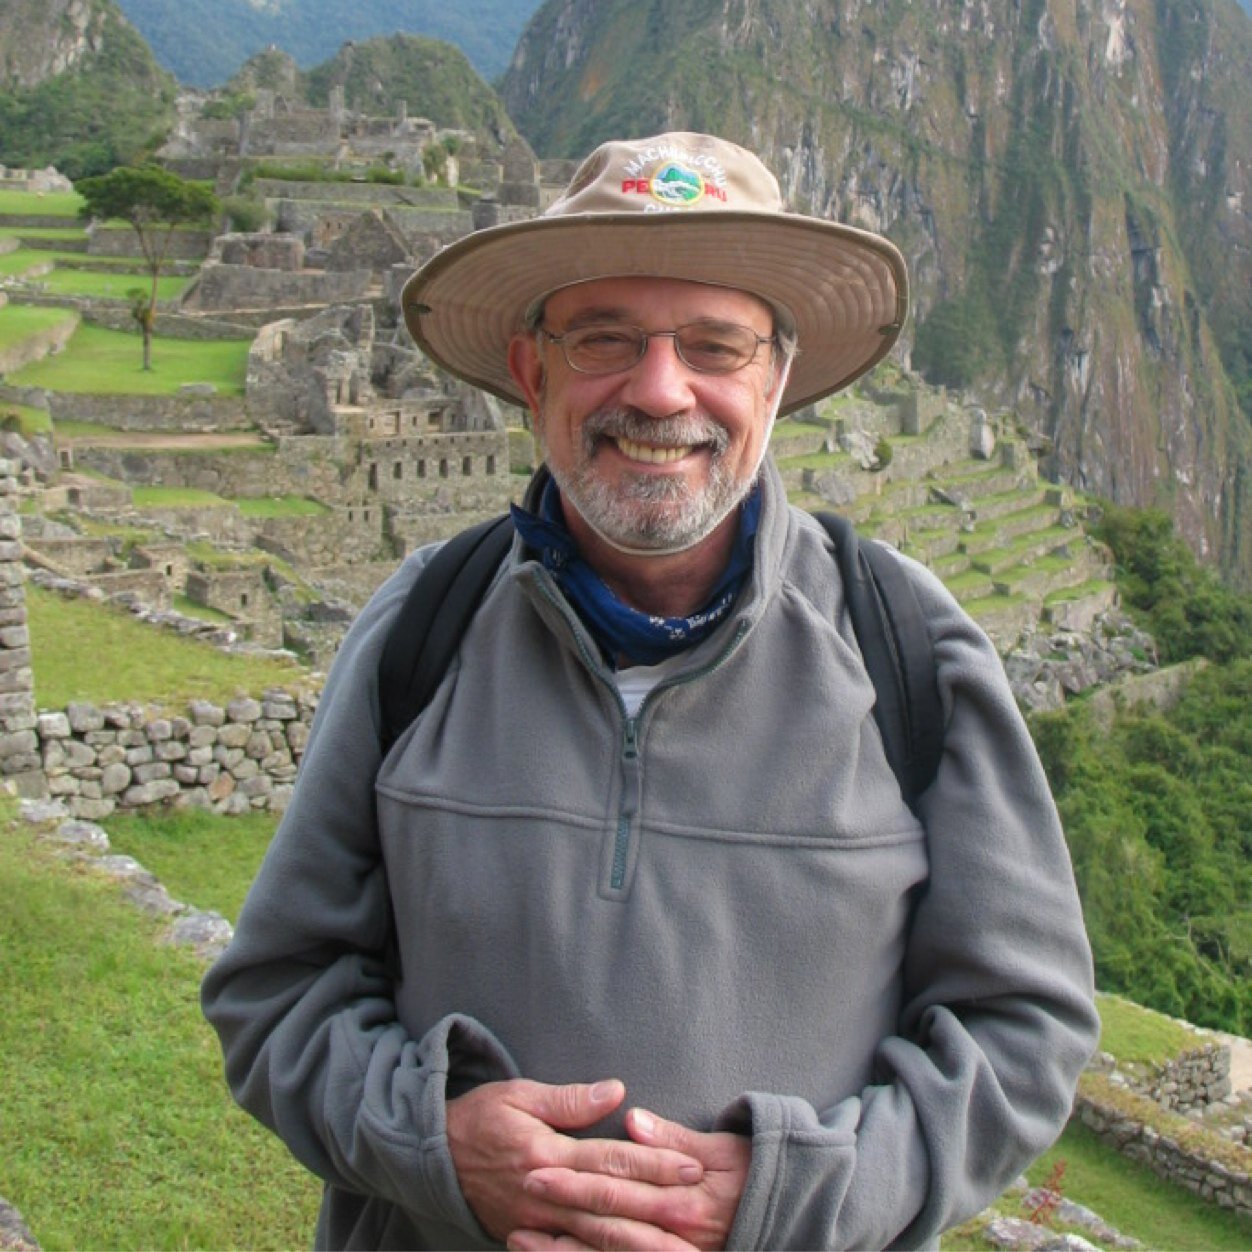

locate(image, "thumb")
[[516, 1078, 626, 1131]]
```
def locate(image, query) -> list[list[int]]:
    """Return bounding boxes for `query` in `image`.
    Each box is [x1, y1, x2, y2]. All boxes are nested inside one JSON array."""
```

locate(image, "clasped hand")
[[446, 1077, 750, 1251]]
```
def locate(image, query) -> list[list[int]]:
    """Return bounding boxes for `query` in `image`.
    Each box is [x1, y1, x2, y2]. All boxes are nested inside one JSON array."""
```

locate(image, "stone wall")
[[43, 390, 250, 433], [250, 180, 459, 209], [185, 263, 373, 312], [87, 226, 212, 260], [253, 506, 389, 568], [0, 460, 43, 799], [1075, 1087, 1252, 1220], [1144, 1043, 1233, 1115], [37, 691, 315, 820]]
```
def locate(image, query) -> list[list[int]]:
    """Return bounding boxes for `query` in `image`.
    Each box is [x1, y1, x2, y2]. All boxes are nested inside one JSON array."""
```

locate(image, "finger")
[[525, 1167, 704, 1231], [546, 1208, 701, 1252], [517, 1079, 626, 1131], [625, 1107, 703, 1155], [558, 1135, 703, 1184], [507, 1231, 595, 1252]]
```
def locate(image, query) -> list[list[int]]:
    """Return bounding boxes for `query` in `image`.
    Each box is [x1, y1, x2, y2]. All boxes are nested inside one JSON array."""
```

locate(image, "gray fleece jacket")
[[201, 459, 1099, 1251]]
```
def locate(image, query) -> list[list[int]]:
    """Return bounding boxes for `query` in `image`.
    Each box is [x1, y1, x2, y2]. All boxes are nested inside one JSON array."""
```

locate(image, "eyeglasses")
[[540, 321, 775, 376]]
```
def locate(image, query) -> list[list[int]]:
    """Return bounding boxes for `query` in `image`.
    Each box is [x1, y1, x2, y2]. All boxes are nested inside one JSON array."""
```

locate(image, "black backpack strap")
[[816, 512, 944, 814], [377, 514, 514, 756]]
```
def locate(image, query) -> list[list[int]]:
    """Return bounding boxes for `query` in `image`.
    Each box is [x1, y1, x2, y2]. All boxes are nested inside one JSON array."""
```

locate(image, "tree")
[[76, 166, 218, 370]]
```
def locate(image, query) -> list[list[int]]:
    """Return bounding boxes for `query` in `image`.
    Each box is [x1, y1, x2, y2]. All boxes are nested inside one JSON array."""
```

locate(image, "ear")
[[507, 334, 545, 418]]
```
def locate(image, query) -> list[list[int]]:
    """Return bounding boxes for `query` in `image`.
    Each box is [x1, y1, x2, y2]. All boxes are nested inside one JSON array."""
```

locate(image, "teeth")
[[614, 436, 694, 464]]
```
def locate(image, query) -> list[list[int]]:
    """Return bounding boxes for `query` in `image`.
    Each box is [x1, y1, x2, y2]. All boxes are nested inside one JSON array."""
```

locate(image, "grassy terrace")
[[0, 807, 320, 1250], [0, 304, 78, 350], [26, 584, 309, 709], [0, 189, 84, 216], [10, 324, 250, 396]]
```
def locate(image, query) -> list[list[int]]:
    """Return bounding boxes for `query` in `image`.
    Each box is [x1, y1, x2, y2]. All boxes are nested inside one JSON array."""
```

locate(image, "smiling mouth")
[[613, 436, 697, 464]]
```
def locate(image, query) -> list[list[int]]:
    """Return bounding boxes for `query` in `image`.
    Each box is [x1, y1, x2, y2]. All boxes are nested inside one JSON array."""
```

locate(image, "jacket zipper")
[[536, 576, 750, 893]]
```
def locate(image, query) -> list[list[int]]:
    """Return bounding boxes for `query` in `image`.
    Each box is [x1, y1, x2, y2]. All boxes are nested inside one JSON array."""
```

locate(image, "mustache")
[[579, 407, 731, 457]]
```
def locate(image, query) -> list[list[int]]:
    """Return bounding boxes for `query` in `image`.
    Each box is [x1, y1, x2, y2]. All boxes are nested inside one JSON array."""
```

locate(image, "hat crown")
[[547, 132, 784, 219]]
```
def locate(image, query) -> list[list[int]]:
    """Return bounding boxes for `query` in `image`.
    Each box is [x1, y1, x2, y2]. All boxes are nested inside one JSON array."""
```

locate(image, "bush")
[[221, 194, 268, 233], [1094, 504, 1252, 663]]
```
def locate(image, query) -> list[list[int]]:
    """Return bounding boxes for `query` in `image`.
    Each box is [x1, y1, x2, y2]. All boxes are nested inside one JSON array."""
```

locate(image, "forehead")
[[542, 276, 774, 328]]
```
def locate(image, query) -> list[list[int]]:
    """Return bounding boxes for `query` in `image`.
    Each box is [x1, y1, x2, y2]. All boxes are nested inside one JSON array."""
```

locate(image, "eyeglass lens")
[[553, 323, 768, 375]]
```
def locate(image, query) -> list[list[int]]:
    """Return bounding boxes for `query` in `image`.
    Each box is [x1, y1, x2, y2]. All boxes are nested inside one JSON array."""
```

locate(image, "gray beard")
[[542, 407, 755, 552]]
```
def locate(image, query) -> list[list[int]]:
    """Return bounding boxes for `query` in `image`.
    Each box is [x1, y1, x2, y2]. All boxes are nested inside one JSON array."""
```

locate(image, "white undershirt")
[[611, 652, 691, 716]]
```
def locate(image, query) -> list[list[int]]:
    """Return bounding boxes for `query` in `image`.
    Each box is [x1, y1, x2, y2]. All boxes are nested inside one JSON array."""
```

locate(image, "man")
[[203, 132, 1099, 1251]]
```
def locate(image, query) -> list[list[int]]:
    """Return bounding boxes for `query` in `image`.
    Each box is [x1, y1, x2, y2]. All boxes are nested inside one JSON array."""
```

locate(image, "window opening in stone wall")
[[462, 456, 472, 475], [368, 463, 378, 490], [241, 593, 250, 608], [487, 455, 496, 475], [417, 460, 426, 478], [439, 459, 449, 478], [394, 462, 403, 480]]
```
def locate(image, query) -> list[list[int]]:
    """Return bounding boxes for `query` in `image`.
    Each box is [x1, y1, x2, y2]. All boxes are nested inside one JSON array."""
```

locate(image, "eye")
[[679, 326, 753, 369], [571, 326, 637, 350]]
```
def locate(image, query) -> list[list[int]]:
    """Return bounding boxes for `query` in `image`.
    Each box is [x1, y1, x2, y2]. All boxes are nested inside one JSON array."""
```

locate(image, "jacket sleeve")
[[200, 550, 516, 1239], [721, 556, 1100, 1251]]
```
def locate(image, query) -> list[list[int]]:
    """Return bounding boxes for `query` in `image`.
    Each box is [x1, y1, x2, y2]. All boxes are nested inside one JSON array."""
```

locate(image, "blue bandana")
[[510, 479, 760, 667]]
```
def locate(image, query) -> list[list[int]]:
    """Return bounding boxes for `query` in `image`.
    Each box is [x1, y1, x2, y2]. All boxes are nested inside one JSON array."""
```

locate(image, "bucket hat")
[[402, 131, 908, 415]]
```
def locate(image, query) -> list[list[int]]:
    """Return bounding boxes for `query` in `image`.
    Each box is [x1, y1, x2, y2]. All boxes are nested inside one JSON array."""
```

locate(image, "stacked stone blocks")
[[0, 460, 42, 798], [37, 691, 315, 821]]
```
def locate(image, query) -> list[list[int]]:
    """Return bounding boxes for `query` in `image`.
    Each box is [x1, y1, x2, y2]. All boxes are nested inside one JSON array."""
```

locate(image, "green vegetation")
[[0, 401, 52, 436], [0, 304, 77, 350], [76, 167, 218, 371], [23, 267, 190, 301], [235, 496, 330, 518], [0, 810, 319, 1248], [1032, 658, 1252, 1033], [1095, 504, 1252, 664], [131, 486, 232, 509], [102, 807, 281, 923], [10, 324, 250, 396], [0, 190, 84, 217], [0, 11, 175, 178], [944, 1118, 1252, 1250], [25, 584, 307, 709], [1095, 993, 1196, 1067]]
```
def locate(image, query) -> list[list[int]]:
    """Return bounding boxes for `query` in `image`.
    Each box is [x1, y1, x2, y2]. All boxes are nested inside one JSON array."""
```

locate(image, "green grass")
[[0, 247, 58, 276], [943, 1119, 1252, 1251], [0, 303, 78, 350], [1028, 1120, 1252, 1249], [47, 418, 122, 439], [0, 401, 53, 436], [234, 496, 329, 518], [34, 268, 191, 301], [1095, 993, 1197, 1067], [132, 485, 232, 509], [26, 583, 309, 709], [0, 189, 84, 216], [0, 811, 320, 1249], [9, 323, 250, 396], [172, 593, 236, 625], [0, 226, 87, 242], [102, 808, 281, 923]]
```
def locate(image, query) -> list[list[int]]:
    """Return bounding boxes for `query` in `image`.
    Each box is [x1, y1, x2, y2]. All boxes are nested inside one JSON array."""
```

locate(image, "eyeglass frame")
[[537, 320, 779, 377]]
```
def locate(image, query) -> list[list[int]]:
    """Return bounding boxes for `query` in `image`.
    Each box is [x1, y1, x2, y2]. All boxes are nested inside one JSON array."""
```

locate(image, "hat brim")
[[402, 211, 908, 416]]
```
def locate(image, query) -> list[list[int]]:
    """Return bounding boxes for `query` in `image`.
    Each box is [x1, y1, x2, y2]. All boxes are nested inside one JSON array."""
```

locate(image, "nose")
[[616, 334, 697, 417]]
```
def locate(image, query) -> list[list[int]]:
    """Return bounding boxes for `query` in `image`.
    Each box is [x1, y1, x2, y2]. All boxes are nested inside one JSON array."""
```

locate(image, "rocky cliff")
[[0, 0, 175, 175], [500, 0, 1252, 586]]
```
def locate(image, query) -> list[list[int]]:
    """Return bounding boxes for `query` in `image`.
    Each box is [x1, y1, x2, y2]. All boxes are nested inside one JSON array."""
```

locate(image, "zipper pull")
[[623, 717, 640, 759]]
